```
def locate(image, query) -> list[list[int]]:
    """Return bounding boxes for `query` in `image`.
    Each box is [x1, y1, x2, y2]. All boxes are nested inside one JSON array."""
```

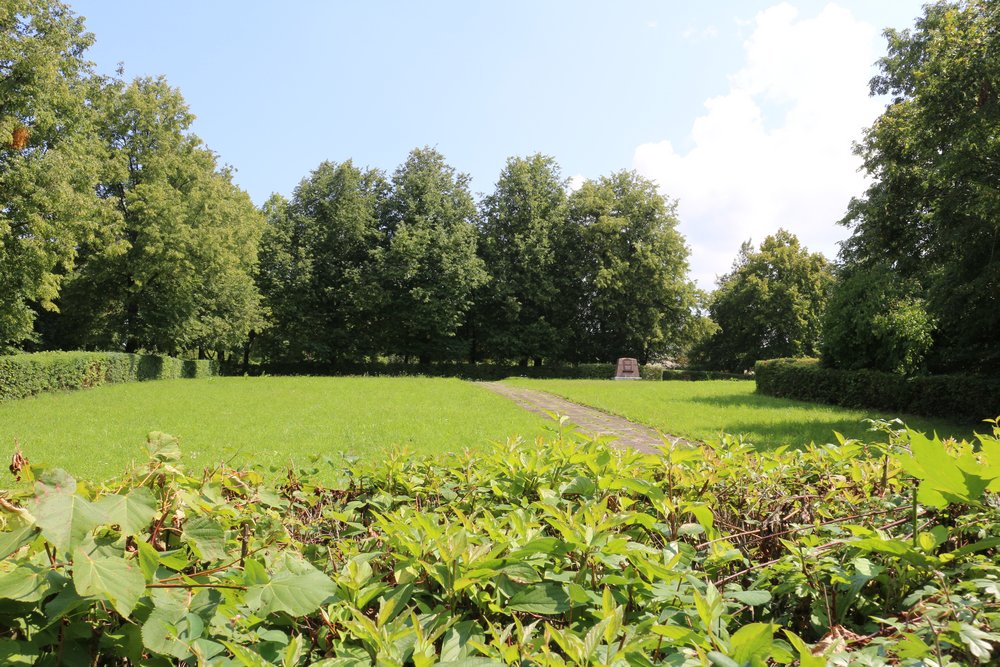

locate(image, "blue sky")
[[71, 1, 926, 287]]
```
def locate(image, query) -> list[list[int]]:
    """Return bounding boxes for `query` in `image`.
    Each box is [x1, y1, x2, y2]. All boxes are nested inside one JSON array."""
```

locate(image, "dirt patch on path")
[[479, 382, 696, 454]]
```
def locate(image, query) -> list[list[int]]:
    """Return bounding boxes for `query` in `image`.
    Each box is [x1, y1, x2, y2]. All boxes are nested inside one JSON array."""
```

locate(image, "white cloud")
[[567, 174, 587, 193], [646, 20, 659, 29], [635, 3, 883, 289]]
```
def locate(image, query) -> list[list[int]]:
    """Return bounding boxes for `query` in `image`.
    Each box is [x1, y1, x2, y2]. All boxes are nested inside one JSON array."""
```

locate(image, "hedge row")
[[226, 360, 619, 381], [0, 352, 219, 402], [754, 358, 1000, 422]]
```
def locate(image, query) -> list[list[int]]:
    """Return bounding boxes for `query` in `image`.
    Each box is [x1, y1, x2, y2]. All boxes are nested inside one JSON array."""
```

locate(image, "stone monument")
[[614, 357, 641, 380]]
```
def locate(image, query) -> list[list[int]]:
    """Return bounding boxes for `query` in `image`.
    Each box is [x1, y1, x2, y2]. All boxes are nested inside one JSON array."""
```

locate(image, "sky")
[[70, 0, 927, 289]]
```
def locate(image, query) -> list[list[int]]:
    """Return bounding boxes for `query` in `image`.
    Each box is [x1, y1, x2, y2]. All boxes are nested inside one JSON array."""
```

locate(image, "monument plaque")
[[614, 357, 641, 380]]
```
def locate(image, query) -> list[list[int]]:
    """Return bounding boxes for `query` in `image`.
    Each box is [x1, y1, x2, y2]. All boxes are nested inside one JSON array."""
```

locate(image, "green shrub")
[[754, 357, 999, 421], [0, 423, 997, 663], [0, 351, 219, 401]]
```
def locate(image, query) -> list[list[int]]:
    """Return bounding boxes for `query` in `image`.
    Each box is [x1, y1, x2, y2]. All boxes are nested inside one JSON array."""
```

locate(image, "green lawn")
[[503, 378, 976, 448], [0, 376, 549, 484]]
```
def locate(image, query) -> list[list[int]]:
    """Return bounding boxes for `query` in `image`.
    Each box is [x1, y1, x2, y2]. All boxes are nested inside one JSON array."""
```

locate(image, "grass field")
[[0, 376, 549, 483], [504, 378, 976, 448]]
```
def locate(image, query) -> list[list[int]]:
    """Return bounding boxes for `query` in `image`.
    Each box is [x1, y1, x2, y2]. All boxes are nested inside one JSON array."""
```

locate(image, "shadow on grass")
[[684, 393, 978, 449]]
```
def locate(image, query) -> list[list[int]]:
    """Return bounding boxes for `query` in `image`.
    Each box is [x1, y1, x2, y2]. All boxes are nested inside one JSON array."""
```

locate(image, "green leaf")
[[0, 525, 37, 560], [221, 640, 273, 667], [954, 622, 999, 662], [246, 556, 336, 617], [137, 541, 160, 582], [72, 547, 145, 618], [146, 432, 182, 463], [31, 483, 105, 552], [729, 622, 777, 663], [706, 652, 741, 667], [181, 516, 226, 561], [508, 582, 569, 615], [0, 565, 51, 602], [96, 488, 157, 536], [726, 589, 772, 606]]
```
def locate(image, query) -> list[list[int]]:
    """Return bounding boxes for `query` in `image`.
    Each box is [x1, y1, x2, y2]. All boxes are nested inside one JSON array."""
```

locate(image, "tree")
[[474, 154, 574, 364], [376, 147, 487, 363], [50, 76, 263, 356], [695, 230, 834, 372], [254, 161, 387, 362], [836, 0, 1000, 373], [0, 1, 110, 350], [821, 266, 935, 375], [567, 171, 698, 363]]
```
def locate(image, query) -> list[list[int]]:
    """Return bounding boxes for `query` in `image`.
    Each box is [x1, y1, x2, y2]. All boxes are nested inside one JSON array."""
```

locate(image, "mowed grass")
[[504, 378, 977, 448], [0, 376, 549, 483]]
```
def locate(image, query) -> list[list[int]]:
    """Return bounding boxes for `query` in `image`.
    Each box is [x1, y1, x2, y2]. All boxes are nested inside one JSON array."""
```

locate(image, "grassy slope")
[[0, 376, 549, 483], [504, 378, 975, 448]]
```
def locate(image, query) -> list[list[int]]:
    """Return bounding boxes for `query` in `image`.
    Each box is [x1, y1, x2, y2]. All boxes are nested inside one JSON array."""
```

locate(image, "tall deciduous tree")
[[695, 230, 834, 372], [376, 147, 487, 363], [0, 1, 110, 350], [836, 0, 1000, 373], [254, 161, 387, 362], [474, 154, 574, 364], [567, 171, 698, 363], [51, 76, 263, 356]]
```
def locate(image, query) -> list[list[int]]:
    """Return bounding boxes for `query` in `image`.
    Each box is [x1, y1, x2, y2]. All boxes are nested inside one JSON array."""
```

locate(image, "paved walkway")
[[479, 382, 696, 454]]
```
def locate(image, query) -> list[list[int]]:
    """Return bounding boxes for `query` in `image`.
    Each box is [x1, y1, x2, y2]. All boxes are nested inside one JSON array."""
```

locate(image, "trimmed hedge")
[[0, 352, 219, 402], [226, 360, 619, 381], [754, 357, 1000, 422]]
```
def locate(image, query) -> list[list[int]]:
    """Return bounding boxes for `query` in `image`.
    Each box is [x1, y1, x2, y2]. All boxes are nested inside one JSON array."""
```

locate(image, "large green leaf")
[[0, 525, 38, 560], [728, 622, 777, 663], [0, 565, 51, 602], [72, 547, 145, 618], [246, 557, 336, 617], [508, 582, 569, 615], [96, 488, 158, 536], [181, 516, 227, 561], [31, 480, 105, 553]]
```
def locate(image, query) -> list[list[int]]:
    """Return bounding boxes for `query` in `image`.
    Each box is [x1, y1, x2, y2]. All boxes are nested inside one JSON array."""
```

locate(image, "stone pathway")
[[479, 382, 696, 454]]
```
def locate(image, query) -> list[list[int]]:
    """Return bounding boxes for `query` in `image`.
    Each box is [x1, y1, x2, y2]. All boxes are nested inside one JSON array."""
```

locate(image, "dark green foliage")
[[473, 154, 576, 363], [0, 424, 997, 663], [254, 162, 388, 363], [0, 351, 218, 401], [696, 230, 834, 372], [821, 267, 935, 375], [376, 147, 487, 363], [566, 171, 699, 363], [755, 358, 1000, 421], [48, 77, 264, 357], [836, 0, 1000, 374]]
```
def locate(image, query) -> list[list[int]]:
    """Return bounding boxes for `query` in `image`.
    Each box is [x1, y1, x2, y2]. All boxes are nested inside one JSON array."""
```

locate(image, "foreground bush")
[[0, 351, 219, 401], [0, 422, 998, 664], [755, 357, 1000, 422]]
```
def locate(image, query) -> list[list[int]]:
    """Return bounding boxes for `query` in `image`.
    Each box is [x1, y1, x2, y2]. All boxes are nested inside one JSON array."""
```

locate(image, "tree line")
[[3, 0, 997, 377]]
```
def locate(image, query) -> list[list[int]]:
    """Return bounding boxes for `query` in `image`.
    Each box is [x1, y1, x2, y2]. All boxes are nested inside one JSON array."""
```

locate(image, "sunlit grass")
[[0, 376, 549, 484], [503, 378, 976, 448]]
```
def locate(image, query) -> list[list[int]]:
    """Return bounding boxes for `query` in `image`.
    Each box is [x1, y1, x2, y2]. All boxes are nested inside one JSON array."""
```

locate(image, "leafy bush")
[[0, 421, 997, 664], [821, 269, 936, 375], [755, 358, 1000, 422], [0, 351, 219, 401], [230, 361, 619, 381]]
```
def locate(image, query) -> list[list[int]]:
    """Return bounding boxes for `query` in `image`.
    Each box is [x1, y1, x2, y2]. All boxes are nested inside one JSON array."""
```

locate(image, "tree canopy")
[[567, 171, 699, 363], [835, 0, 1000, 374], [695, 230, 834, 372], [0, 0, 107, 350]]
